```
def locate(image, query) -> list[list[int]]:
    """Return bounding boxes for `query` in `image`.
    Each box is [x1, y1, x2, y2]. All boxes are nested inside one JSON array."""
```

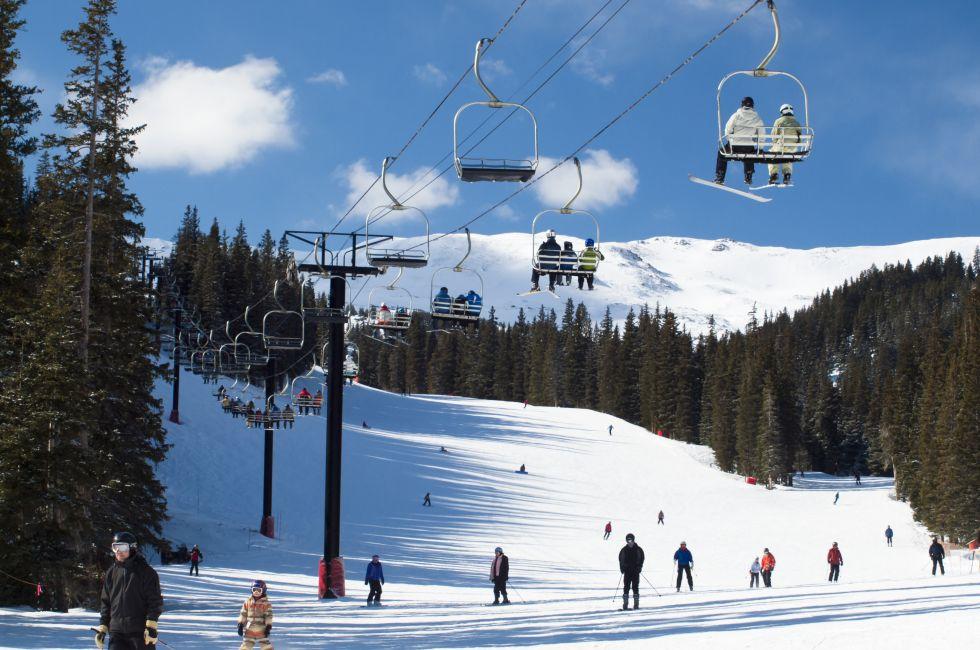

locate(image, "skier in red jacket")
[[603, 521, 612, 540], [827, 542, 843, 582]]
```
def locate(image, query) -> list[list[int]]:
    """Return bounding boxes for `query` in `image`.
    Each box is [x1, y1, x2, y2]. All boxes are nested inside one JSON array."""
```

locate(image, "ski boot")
[[782, 173, 791, 185], [713, 175, 725, 185], [769, 173, 778, 185], [633, 596, 639, 610], [502, 598, 511, 605], [622, 596, 629, 611], [744, 173, 753, 186], [529, 283, 540, 293]]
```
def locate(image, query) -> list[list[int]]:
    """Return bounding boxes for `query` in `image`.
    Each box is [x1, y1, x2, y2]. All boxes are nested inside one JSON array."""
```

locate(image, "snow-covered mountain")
[[319, 234, 980, 334]]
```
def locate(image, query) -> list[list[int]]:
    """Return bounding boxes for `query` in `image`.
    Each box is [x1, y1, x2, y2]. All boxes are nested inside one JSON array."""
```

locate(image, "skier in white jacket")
[[715, 96, 765, 185]]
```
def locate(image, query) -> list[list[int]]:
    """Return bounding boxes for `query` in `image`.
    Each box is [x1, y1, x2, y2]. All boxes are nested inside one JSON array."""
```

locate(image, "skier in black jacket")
[[929, 537, 946, 575], [618, 533, 645, 610], [96, 532, 163, 650]]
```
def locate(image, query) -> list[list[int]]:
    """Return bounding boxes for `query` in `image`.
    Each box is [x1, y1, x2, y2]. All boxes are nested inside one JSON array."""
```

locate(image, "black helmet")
[[625, 533, 635, 541], [112, 531, 137, 546], [741, 96, 754, 108]]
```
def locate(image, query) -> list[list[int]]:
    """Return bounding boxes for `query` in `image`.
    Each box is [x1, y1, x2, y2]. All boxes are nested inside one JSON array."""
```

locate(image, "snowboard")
[[688, 174, 772, 203], [750, 182, 794, 191], [517, 288, 560, 298]]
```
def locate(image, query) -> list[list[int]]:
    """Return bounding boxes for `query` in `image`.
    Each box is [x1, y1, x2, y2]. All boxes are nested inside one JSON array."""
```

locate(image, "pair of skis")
[[688, 174, 793, 203]]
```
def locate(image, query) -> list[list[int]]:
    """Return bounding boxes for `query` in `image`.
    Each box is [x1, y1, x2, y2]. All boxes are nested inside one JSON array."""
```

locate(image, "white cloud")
[[340, 159, 459, 222], [128, 56, 294, 174], [413, 63, 447, 86], [307, 68, 347, 87], [571, 47, 614, 87], [532, 149, 638, 210], [480, 58, 512, 81]]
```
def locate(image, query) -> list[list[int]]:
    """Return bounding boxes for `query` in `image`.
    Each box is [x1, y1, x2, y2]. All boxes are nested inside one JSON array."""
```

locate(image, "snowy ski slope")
[[0, 363, 977, 648]]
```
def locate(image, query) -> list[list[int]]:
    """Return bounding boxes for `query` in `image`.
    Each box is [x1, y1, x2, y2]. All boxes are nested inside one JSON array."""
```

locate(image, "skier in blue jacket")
[[673, 541, 694, 592], [433, 287, 452, 315], [364, 555, 385, 606], [465, 290, 483, 317]]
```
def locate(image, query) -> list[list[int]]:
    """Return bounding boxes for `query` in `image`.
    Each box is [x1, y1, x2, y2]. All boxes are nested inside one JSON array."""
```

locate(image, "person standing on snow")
[[767, 103, 802, 185], [422, 492, 431, 507], [619, 533, 645, 610], [189, 544, 203, 576], [96, 532, 163, 650], [885, 526, 894, 547], [715, 96, 764, 186], [237, 580, 273, 650], [827, 542, 843, 582], [761, 548, 776, 587], [604, 521, 612, 540], [749, 557, 761, 588], [490, 547, 510, 605], [674, 541, 694, 592], [929, 537, 946, 575], [657, 511, 665, 525], [364, 555, 385, 606], [833, 491, 840, 505]]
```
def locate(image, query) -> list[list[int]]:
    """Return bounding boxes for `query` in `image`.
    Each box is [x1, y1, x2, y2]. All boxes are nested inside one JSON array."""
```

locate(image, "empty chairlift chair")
[[453, 37, 538, 183], [364, 157, 431, 270]]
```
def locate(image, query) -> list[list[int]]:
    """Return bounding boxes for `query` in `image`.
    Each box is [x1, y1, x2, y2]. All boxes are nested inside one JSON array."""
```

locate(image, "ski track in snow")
[[1, 364, 977, 648]]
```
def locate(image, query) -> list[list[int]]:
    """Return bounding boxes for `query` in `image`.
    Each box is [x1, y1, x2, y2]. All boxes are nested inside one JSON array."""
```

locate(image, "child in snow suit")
[[827, 542, 843, 582], [750, 558, 761, 588], [619, 533, 644, 610], [237, 580, 273, 650], [490, 547, 510, 604], [365, 555, 385, 605], [761, 548, 775, 587]]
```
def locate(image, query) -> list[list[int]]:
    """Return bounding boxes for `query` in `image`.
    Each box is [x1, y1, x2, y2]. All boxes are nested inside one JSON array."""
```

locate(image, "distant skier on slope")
[[761, 548, 776, 587], [608, 424, 613, 436], [604, 521, 612, 540], [657, 511, 665, 525], [885, 525, 894, 547], [674, 541, 694, 592], [490, 547, 510, 605], [833, 491, 840, 505], [827, 542, 843, 582], [619, 533, 644, 610], [929, 537, 945, 575], [749, 557, 761, 588], [365, 555, 385, 606], [422, 493, 431, 507], [189, 544, 203, 577]]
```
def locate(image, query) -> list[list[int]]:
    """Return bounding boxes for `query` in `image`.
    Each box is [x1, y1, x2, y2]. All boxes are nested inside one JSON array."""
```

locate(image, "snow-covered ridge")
[[330, 234, 980, 334]]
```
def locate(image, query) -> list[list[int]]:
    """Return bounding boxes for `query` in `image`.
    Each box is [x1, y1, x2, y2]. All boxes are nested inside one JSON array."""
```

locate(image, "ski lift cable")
[[366, 0, 617, 219], [363, 0, 627, 234], [327, 0, 530, 236], [397, 0, 765, 253]]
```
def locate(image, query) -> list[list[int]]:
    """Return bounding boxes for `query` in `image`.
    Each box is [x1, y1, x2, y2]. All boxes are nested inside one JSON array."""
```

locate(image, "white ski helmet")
[[546, 229, 557, 239], [779, 103, 794, 116]]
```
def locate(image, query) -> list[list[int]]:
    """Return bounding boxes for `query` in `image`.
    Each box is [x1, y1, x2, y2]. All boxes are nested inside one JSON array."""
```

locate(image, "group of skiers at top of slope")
[[93, 529, 960, 648], [715, 97, 803, 187], [432, 288, 483, 318], [531, 232, 604, 293]]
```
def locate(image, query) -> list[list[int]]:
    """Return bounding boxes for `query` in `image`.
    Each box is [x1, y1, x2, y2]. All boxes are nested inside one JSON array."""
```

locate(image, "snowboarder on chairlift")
[[619, 533, 644, 610], [715, 96, 764, 186], [578, 239, 604, 290], [490, 547, 510, 605], [531, 230, 561, 292], [465, 290, 483, 317], [433, 287, 452, 315], [768, 103, 802, 185]]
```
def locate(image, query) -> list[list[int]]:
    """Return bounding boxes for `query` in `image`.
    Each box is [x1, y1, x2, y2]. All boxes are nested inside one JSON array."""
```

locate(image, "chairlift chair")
[[453, 38, 538, 182], [430, 228, 484, 324], [301, 256, 351, 324], [232, 313, 269, 367], [530, 158, 602, 279], [262, 280, 306, 350], [716, 0, 813, 165], [367, 268, 414, 332], [364, 157, 431, 269], [343, 342, 359, 379]]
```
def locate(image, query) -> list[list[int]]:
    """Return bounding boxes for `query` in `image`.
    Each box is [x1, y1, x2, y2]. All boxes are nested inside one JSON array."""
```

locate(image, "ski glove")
[[265, 625, 272, 636], [238, 623, 244, 637], [144, 620, 158, 645], [94, 624, 107, 649]]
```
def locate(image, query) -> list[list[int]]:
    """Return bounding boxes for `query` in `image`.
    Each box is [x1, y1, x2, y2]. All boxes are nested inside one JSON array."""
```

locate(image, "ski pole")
[[508, 583, 526, 604], [612, 574, 622, 602], [640, 572, 662, 597]]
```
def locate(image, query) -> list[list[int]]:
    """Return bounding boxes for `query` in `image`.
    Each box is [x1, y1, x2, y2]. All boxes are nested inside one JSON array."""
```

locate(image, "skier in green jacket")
[[768, 103, 802, 186]]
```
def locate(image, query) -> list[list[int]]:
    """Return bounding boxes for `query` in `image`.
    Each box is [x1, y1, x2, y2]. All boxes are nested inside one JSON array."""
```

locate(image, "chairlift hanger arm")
[[561, 157, 583, 213], [473, 37, 501, 105], [756, 0, 780, 75]]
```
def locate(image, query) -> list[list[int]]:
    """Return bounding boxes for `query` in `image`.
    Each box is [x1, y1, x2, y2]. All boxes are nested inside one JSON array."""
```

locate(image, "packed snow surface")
[[1, 363, 977, 648], [325, 233, 980, 334]]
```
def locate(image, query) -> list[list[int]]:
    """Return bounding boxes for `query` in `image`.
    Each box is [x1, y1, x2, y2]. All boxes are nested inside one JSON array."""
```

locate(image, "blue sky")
[[13, 0, 980, 249]]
